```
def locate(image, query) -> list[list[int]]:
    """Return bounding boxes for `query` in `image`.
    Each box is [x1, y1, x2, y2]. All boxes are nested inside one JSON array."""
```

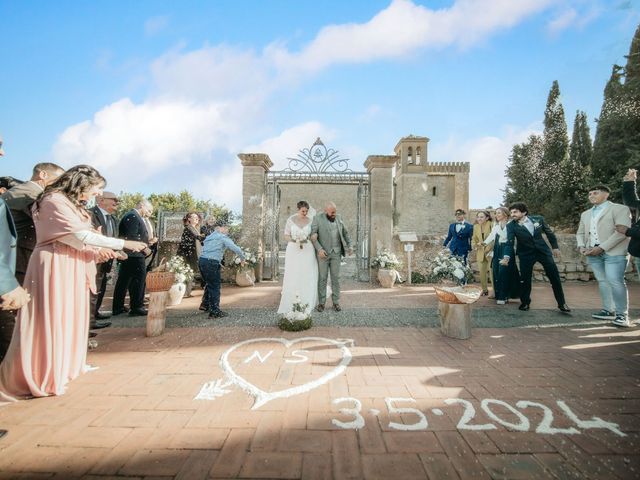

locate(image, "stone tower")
[[393, 135, 469, 236]]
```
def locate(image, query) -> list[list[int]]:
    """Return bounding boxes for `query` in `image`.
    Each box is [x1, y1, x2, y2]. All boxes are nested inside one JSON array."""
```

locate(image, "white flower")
[[175, 273, 186, 283], [453, 268, 464, 279], [533, 222, 540, 228]]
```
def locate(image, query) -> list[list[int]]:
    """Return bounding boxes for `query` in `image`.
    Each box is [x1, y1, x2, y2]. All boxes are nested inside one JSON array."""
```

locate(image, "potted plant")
[[233, 248, 258, 287], [371, 249, 402, 288], [166, 256, 195, 305], [278, 296, 313, 331]]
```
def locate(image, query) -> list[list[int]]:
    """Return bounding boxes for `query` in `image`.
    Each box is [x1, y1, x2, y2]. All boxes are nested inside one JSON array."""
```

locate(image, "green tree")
[[540, 80, 570, 199], [591, 65, 627, 194], [503, 134, 545, 210], [592, 24, 640, 199], [115, 190, 234, 225], [547, 111, 593, 228]]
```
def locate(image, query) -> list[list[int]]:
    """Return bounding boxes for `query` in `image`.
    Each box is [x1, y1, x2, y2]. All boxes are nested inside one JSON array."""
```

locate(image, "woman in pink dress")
[[0, 165, 146, 402]]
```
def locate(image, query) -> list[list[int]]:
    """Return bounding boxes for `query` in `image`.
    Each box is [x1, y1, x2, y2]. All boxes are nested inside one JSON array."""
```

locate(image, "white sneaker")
[[496, 300, 506, 305], [612, 315, 631, 328]]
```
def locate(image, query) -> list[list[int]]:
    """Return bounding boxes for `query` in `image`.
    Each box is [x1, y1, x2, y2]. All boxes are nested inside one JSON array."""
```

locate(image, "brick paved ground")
[[0, 281, 638, 479]]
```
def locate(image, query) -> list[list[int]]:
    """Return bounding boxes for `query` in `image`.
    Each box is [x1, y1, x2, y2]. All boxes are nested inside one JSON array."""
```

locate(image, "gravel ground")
[[108, 306, 640, 329]]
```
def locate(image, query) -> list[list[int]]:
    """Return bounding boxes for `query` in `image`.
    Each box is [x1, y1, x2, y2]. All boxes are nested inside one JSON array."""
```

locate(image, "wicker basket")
[[434, 285, 482, 305], [146, 271, 176, 293]]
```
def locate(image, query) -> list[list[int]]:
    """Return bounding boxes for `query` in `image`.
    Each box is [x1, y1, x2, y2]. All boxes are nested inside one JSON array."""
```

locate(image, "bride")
[[277, 200, 318, 314]]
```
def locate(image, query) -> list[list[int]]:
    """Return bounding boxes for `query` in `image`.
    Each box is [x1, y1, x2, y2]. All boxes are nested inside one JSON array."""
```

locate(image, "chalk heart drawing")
[[220, 337, 352, 410]]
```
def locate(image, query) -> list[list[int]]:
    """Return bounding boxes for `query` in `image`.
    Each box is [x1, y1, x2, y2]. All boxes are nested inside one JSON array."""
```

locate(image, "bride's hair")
[[297, 200, 309, 210]]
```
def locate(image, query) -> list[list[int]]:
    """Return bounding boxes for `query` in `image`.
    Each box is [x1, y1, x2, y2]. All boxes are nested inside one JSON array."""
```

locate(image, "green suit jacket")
[[310, 213, 352, 257]]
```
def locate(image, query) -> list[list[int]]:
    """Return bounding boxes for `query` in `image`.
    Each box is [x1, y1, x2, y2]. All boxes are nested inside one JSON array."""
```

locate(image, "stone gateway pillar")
[[238, 153, 273, 281], [365, 155, 395, 255]]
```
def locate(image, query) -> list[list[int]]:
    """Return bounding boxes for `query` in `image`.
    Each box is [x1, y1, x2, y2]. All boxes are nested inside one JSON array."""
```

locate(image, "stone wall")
[[390, 233, 639, 283]]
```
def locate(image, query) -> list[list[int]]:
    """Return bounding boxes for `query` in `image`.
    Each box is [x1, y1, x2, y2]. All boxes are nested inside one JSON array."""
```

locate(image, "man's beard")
[[327, 214, 336, 222]]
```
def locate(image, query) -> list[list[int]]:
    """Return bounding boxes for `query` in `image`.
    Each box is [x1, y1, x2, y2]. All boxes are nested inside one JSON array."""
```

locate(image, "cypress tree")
[[592, 65, 626, 195], [592, 24, 640, 199], [548, 111, 593, 228], [503, 134, 545, 210], [540, 80, 570, 198]]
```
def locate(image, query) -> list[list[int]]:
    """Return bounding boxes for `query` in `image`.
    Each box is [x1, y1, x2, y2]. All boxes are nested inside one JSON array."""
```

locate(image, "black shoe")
[[95, 312, 112, 320], [91, 320, 112, 329], [199, 305, 208, 312], [129, 308, 148, 317], [0, 430, 7, 439], [112, 307, 130, 315], [558, 304, 572, 314], [519, 303, 530, 311], [209, 310, 228, 318], [316, 304, 325, 313], [334, 304, 342, 312], [89, 331, 98, 338]]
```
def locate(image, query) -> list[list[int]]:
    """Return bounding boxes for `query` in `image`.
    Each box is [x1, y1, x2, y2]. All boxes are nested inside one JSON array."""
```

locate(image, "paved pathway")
[[0, 281, 638, 479]]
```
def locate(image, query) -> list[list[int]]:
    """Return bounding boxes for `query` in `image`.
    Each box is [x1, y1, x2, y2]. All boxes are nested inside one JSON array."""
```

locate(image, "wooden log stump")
[[147, 291, 169, 337], [438, 301, 472, 339]]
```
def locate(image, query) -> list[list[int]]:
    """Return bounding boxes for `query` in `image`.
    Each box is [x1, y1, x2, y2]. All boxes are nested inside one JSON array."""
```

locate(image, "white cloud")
[[271, 0, 554, 73], [244, 122, 336, 170], [546, 1, 603, 36], [53, 98, 227, 185], [53, 0, 560, 209], [145, 15, 169, 36], [430, 123, 541, 209]]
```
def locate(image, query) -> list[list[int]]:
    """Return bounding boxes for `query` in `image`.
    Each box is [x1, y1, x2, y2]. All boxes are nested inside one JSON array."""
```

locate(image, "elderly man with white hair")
[[112, 199, 153, 317]]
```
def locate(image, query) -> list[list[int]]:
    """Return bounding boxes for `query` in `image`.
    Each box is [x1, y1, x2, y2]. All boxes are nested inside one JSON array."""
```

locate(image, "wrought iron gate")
[[262, 138, 370, 282]]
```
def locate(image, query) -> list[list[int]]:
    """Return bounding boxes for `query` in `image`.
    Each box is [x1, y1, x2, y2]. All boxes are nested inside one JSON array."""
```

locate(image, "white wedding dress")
[[277, 216, 319, 314]]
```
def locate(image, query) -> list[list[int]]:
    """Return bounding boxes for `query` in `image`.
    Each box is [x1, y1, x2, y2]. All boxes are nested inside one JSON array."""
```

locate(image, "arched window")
[[416, 147, 421, 165], [407, 146, 413, 164], [432, 186, 437, 196]]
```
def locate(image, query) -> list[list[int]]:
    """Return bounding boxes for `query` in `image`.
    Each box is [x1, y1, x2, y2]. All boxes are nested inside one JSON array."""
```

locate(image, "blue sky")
[[1, 0, 638, 211]]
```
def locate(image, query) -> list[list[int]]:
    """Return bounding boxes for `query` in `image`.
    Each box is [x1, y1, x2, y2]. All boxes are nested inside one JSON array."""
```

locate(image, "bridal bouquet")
[[291, 230, 310, 249], [425, 250, 473, 285], [278, 295, 313, 331], [166, 255, 194, 285], [233, 248, 258, 270], [370, 249, 401, 269]]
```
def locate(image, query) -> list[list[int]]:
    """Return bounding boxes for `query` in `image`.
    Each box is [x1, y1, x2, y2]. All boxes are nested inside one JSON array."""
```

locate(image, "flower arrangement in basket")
[[233, 248, 258, 271], [370, 248, 401, 270], [426, 249, 474, 285], [146, 258, 176, 293], [278, 295, 313, 332], [166, 255, 194, 285]]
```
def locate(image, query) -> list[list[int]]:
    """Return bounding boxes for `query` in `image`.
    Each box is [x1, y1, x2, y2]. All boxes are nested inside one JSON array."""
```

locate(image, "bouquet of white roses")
[[233, 248, 258, 270], [278, 295, 313, 331], [167, 255, 194, 284], [370, 249, 401, 269], [291, 229, 310, 249], [425, 249, 473, 285]]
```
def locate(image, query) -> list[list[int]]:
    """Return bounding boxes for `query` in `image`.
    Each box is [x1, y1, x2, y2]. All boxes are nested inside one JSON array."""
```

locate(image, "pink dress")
[[0, 193, 103, 402]]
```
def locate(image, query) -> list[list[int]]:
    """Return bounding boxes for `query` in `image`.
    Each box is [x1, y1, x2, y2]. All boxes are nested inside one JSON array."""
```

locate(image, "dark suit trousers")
[[112, 257, 147, 311], [518, 252, 565, 306], [91, 263, 111, 320], [0, 308, 15, 363], [15, 246, 33, 286]]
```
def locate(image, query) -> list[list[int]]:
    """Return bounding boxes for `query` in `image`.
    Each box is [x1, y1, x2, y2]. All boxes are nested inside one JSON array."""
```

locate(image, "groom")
[[311, 202, 353, 312]]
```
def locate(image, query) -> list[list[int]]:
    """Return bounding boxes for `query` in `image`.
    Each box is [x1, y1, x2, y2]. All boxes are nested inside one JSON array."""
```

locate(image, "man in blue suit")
[[443, 209, 474, 264], [503, 202, 570, 313], [0, 138, 32, 440]]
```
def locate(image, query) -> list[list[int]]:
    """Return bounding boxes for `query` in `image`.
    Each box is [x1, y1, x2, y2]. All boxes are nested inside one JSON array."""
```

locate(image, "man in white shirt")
[[577, 185, 632, 327]]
